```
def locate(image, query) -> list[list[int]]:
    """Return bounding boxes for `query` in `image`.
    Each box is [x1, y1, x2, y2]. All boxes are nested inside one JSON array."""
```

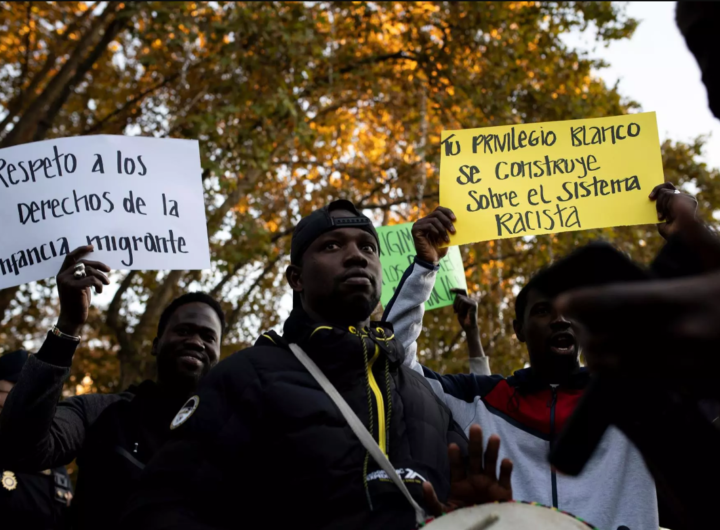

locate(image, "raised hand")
[[451, 289, 478, 332], [411, 207, 457, 265], [423, 424, 513, 516], [649, 182, 698, 240], [56, 245, 111, 337]]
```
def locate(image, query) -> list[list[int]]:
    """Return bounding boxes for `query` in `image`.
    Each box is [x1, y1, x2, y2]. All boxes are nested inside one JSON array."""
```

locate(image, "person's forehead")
[[526, 287, 553, 309], [167, 302, 221, 330], [312, 225, 376, 245]]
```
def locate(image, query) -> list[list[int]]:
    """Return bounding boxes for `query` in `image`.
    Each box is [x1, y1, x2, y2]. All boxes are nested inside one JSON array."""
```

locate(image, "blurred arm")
[[0, 332, 122, 470]]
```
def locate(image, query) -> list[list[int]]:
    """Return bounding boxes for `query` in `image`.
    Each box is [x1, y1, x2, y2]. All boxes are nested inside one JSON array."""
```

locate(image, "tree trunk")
[[0, 6, 95, 137], [33, 8, 131, 141], [0, 1, 122, 148], [132, 270, 186, 343]]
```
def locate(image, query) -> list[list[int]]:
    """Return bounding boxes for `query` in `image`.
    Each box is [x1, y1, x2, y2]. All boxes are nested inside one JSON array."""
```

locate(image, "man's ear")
[[151, 337, 159, 358], [286, 264, 303, 293], [512, 319, 526, 343]]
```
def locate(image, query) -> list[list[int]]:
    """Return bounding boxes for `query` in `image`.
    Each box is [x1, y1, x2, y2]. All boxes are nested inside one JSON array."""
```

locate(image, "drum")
[[423, 501, 597, 530]]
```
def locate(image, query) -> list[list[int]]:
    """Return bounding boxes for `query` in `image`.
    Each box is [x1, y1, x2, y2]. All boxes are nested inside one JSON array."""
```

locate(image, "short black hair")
[[514, 279, 533, 324], [157, 292, 226, 338], [514, 269, 549, 323]]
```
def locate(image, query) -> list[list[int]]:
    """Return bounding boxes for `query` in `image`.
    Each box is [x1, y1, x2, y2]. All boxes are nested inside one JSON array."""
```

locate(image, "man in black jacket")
[[0, 245, 225, 530], [122, 199, 513, 530], [0, 350, 73, 530]]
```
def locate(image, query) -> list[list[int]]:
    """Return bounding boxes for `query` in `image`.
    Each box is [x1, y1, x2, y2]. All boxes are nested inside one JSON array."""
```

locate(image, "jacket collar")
[[508, 366, 590, 392], [259, 307, 404, 368]]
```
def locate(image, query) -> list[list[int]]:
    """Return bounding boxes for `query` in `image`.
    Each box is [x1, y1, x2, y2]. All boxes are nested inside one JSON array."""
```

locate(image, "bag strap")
[[288, 342, 426, 527]]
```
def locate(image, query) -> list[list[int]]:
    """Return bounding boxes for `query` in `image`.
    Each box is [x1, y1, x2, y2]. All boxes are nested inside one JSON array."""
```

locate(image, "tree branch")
[[463, 251, 528, 272], [1, 1, 123, 147], [361, 191, 438, 212], [299, 51, 415, 98], [132, 270, 184, 342], [34, 5, 132, 141], [17, 2, 33, 92], [482, 329, 503, 356], [441, 329, 464, 358], [0, 5, 95, 137], [225, 255, 282, 329], [210, 228, 292, 296], [81, 70, 185, 136], [205, 132, 295, 232], [164, 85, 208, 137], [105, 270, 137, 355]]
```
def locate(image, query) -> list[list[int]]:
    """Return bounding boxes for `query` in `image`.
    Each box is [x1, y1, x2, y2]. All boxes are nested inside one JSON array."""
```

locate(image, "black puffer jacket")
[[122, 309, 467, 530]]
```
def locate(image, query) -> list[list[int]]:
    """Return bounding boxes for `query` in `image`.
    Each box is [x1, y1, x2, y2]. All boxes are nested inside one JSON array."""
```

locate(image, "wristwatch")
[[50, 326, 81, 342]]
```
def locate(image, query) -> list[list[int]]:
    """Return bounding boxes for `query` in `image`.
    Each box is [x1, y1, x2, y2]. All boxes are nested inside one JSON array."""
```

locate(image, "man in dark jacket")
[[121, 199, 513, 530], [0, 349, 73, 530], [0, 245, 225, 530]]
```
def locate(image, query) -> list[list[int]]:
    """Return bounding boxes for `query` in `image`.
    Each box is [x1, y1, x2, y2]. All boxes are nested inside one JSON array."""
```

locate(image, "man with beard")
[[0, 245, 225, 530], [122, 200, 513, 530]]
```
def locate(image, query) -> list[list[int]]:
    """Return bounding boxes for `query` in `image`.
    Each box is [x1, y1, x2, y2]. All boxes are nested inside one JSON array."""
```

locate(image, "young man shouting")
[[382, 193, 693, 530]]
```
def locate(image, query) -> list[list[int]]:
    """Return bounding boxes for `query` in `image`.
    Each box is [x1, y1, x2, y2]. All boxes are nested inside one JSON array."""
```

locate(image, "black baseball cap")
[[290, 199, 379, 265]]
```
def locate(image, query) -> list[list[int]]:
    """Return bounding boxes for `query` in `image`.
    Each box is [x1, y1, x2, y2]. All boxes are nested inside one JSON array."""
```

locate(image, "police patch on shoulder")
[[170, 395, 200, 430]]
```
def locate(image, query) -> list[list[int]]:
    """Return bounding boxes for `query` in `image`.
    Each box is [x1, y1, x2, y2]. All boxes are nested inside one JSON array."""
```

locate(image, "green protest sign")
[[377, 222, 468, 311]]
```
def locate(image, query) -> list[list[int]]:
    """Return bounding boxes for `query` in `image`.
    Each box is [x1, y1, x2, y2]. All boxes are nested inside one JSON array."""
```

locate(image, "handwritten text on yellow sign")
[[439, 112, 664, 246]]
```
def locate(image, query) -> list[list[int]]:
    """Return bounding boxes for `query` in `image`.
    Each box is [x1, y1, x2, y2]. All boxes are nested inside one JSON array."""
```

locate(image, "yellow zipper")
[[366, 343, 387, 456]]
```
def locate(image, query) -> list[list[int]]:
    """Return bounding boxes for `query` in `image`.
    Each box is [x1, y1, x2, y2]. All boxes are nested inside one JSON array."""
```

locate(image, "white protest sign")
[[0, 135, 210, 289]]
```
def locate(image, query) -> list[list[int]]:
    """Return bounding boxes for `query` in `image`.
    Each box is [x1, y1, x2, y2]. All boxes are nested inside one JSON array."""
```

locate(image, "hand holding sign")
[[377, 212, 467, 311], [650, 182, 699, 240], [56, 246, 110, 337], [0, 135, 210, 289], [411, 207, 457, 264], [451, 289, 478, 332]]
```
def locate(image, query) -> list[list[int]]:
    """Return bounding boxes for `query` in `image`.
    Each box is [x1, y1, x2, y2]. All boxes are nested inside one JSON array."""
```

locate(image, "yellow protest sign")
[[439, 112, 664, 246]]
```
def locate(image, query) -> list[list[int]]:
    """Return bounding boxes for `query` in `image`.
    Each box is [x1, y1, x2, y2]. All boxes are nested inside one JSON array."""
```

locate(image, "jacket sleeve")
[[468, 357, 491, 376], [121, 353, 263, 530], [382, 257, 438, 375], [0, 332, 122, 470]]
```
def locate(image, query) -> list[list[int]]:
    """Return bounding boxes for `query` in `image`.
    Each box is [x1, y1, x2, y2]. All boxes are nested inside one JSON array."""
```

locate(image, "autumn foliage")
[[0, 2, 718, 393]]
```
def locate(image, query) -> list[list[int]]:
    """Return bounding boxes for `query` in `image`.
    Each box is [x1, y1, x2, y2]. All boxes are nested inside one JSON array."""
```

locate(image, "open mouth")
[[549, 332, 576, 355]]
